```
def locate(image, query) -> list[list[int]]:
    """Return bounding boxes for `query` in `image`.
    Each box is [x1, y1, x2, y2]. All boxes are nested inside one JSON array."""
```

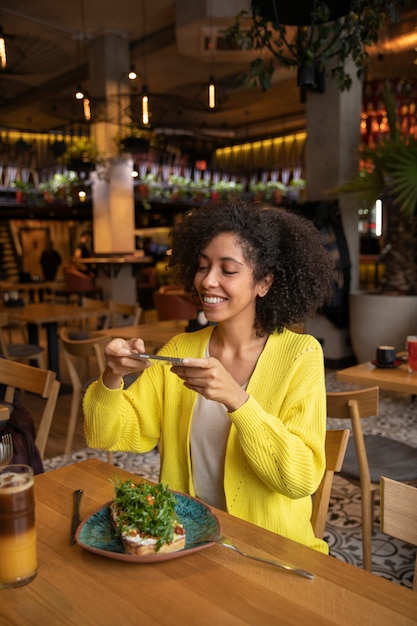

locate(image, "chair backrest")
[[326, 387, 379, 490], [81, 296, 111, 330], [154, 291, 199, 322], [108, 300, 142, 327], [311, 429, 350, 538], [0, 358, 60, 459], [0, 311, 12, 356], [59, 327, 110, 389], [380, 476, 417, 591]]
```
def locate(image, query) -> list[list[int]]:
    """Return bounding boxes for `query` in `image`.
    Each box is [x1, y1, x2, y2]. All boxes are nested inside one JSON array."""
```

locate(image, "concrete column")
[[86, 32, 136, 301], [304, 60, 362, 365]]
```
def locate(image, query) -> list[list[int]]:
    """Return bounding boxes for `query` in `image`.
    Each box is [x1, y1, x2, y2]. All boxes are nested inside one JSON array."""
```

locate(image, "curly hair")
[[169, 198, 334, 335]]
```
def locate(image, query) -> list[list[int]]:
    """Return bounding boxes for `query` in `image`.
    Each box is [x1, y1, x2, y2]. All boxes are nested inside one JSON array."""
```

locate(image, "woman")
[[84, 200, 334, 553]]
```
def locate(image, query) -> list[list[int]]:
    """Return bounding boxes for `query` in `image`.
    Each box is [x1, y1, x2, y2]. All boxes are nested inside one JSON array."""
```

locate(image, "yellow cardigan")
[[83, 327, 328, 553]]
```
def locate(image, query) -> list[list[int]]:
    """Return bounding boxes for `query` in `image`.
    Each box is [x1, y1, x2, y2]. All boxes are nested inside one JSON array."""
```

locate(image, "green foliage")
[[61, 138, 101, 165], [226, 1, 407, 92], [339, 85, 417, 216]]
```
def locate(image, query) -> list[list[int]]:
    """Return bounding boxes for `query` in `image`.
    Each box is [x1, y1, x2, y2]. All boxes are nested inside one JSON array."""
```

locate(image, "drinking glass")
[[407, 335, 417, 373], [0, 464, 37, 588]]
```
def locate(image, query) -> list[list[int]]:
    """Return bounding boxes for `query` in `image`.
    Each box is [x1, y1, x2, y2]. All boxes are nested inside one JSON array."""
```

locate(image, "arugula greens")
[[111, 479, 179, 551]]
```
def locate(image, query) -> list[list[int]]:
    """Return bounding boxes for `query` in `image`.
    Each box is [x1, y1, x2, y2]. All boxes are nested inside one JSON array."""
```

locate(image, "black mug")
[[376, 345, 396, 366]]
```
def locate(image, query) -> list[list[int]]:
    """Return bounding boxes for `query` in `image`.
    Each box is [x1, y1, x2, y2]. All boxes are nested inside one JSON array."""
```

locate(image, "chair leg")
[[361, 489, 373, 571], [107, 451, 114, 464], [65, 387, 82, 457]]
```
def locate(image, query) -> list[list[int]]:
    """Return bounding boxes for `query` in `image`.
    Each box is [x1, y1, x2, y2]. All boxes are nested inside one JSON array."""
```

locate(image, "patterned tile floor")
[[43, 371, 417, 591]]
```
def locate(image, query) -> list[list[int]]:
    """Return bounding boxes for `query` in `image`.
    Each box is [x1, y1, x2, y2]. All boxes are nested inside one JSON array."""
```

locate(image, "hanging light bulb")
[[142, 86, 149, 125], [83, 97, 91, 121], [0, 26, 6, 70], [128, 64, 137, 80], [208, 76, 216, 110], [75, 84, 84, 100]]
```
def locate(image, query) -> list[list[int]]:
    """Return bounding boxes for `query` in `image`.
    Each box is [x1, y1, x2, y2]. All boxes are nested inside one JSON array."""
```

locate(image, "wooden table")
[[337, 361, 417, 394], [1, 460, 415, 625], [6, 303, 108, 377], [99, 320, 188, 352], [0, 280, 64, 303]]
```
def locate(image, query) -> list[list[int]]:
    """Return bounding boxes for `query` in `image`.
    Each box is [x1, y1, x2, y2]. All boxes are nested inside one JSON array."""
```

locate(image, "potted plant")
[[11, 180, 37, 204], [38, 172, 79, 204], [338, 84, 417, 361]]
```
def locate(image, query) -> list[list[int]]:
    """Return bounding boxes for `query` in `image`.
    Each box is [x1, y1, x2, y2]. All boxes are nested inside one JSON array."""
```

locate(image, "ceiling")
[[1, 1, 417, 148]]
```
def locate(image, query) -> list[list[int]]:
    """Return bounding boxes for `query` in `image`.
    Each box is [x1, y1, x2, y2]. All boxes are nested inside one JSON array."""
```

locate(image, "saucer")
[[371, 359, 402, 369]]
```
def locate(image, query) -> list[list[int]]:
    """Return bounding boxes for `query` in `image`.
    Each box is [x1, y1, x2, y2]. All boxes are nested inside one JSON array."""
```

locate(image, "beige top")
[[190, 391, 231, 510], [190, 345, 249, 510]]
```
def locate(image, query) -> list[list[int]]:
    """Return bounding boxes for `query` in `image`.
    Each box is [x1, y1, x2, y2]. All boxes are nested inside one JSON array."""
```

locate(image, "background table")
[[1, 459, 414, 625], [337, 361, 417, 394], [6, 303, 108, 377]]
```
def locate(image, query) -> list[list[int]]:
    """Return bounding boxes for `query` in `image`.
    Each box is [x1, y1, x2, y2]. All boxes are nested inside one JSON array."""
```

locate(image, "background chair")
[[0, 358, 60, 459], [107, 300, 143, 327], [0, 311, 46, 368], [311, 429, 350, 539], [60, 266, 102, 304], [380, 476, 417, 591], [80, 296, 111, 332], [154, 291, 199, 322], [59, 328, 111, 459], [326, 387, 417, 571]]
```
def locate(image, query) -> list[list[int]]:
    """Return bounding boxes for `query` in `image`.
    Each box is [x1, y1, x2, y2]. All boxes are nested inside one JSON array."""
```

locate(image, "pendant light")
[[0, 25, 7, 70]]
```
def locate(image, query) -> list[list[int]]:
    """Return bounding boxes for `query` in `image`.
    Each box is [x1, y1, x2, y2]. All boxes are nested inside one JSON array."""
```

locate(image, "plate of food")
[[75, 479, 220, 562]]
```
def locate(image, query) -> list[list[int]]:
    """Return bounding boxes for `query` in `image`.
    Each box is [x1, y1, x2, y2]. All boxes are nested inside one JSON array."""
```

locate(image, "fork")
[[206, 535, 314, 580], [0, 433, 14, 467]]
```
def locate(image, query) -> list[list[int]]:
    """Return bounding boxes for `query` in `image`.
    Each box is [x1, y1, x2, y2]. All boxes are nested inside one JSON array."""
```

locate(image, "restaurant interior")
[[0, 0, 417, 616]]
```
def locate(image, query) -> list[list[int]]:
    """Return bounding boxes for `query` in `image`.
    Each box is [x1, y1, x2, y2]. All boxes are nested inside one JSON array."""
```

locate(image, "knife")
[[70, 489, 84, 546]]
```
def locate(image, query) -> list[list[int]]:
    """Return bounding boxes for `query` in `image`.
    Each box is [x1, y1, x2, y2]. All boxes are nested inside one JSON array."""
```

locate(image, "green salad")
[[111, 479, 179, 551]]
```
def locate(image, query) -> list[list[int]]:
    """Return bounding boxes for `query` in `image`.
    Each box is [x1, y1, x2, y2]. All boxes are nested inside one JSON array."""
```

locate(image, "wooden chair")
[[59, 328, 111, 459], [380, 476, 417, 591], [80, 296, 111, 332], [0, 358, 60, 459], [311, 429, 350, 539], [108, 300, 143, 327], [326, 387, 417, 571], [154, 291, 199, 322], [0, 311, 46, 369]]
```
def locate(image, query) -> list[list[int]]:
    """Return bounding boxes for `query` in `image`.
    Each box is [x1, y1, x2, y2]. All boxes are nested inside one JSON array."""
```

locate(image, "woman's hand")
[[171, 357, 249, 412], [102, 337, 150, 389]]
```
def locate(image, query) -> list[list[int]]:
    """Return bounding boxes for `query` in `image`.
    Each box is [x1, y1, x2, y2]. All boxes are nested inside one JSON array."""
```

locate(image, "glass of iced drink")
[[0, 465, 37, 588]]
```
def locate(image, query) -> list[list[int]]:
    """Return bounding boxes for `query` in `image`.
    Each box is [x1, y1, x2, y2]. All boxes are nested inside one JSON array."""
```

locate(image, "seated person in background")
[[40, 240, 62, 281], [84, 199, 334, 553]]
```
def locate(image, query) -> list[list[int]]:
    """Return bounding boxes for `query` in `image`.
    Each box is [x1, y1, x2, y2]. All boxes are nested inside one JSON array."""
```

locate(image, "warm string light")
[[83, 97, 91, 121], [0, 27, 6, 70], [128, 65, 137, 80], [142, 87, 149, 125], [208, 76, 216, 109], [75, 85, 84, 100]]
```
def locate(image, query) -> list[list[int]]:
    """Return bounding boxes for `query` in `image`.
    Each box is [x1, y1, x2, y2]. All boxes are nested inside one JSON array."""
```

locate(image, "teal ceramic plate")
[[75, 492, 220, 562]]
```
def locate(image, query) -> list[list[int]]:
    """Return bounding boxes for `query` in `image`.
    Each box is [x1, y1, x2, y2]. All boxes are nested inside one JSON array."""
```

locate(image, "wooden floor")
[[12, 309, 159, 460]]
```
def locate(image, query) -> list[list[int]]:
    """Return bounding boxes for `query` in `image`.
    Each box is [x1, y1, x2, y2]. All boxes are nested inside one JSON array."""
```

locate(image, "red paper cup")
[[407, 335, 417, 373]]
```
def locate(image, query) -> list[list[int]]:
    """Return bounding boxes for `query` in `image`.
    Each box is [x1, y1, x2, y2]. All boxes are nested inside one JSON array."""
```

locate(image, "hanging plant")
[[60, 138, 103, 173], [50, 139, 68, 158], [226, 1, 407, 92]]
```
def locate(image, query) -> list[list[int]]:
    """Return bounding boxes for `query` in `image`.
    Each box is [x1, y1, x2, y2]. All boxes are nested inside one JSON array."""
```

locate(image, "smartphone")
[[128, 353, 184, 365]]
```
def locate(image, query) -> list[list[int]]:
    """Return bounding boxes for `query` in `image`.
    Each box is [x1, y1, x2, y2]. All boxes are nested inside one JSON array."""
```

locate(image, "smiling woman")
[[84, 198, 334, 555]]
